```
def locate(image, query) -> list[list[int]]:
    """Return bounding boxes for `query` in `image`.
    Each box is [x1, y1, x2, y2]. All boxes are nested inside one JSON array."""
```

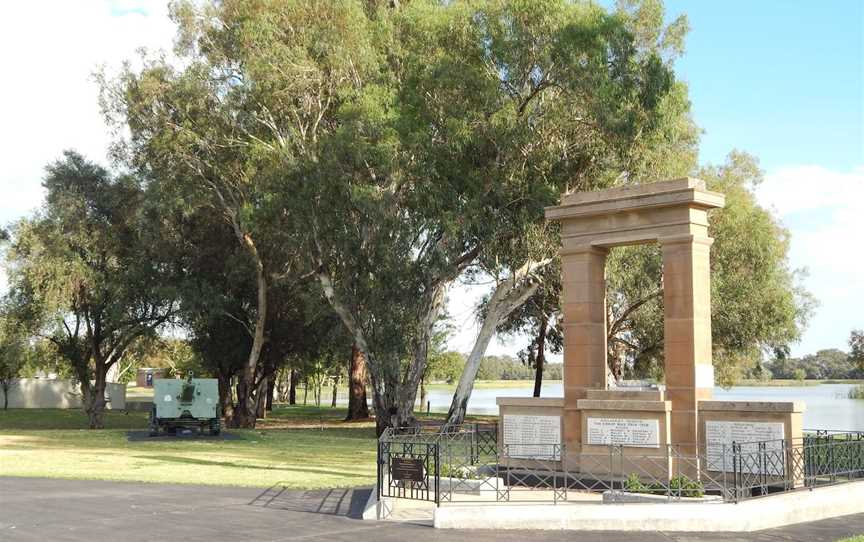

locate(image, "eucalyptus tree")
[[311, 0, 688, 429], [444, 0, 813, 417], [103, 0, 684, 433], [154, 182, 346, 423], [435, 0, 690, 424], [0, 311, 26, 410], [851, 330, 864, 371], [4, 152, 179, 428], [101, 0, 366, 426]]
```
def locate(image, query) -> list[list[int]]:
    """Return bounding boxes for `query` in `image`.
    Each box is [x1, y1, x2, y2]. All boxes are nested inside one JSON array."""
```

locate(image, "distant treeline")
[[764, 349, 863, 380], [427, 352, 562, 382], [477, 355, 562, 380]]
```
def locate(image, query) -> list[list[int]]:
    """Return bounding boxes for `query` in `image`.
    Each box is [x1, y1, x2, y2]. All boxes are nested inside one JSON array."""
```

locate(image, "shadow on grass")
[[0, 409, 148, 431], [126, 430, 245, 442], [248, 483, 372, 519], [140, 454, 373, 478]]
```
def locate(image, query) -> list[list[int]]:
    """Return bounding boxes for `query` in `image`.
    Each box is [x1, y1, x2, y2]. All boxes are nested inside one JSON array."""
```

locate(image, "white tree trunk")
[[445, 258, 552, 425]]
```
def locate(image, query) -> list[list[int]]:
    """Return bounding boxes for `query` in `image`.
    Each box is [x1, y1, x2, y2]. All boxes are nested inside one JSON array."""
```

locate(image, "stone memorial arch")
[[545, 177, 724, 450], [498, 178, 804, 477]]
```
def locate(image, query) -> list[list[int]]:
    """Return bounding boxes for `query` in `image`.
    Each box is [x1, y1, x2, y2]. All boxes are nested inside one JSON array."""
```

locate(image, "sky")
[[0, 1, 861, 360]]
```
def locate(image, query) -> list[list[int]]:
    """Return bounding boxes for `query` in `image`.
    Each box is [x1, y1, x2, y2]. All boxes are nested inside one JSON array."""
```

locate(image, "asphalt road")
[[1, 477, 863, 541]]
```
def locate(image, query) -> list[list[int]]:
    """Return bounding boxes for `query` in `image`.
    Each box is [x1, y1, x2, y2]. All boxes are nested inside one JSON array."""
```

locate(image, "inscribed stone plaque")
[[502, 415, 561, 459], [705, 420, 785, 475], [586, 417, 660, 448]]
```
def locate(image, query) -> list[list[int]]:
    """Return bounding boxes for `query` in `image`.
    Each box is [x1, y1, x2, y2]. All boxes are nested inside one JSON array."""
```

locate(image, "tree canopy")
[[4, 0, 818, 430], [5, 152, 179, 427]]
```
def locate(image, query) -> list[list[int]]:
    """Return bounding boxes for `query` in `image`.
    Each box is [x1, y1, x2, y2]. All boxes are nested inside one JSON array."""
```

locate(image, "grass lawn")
[[125, 385, 153, 399], [0, 405, 382, 489], [0, 405, 494, 489]]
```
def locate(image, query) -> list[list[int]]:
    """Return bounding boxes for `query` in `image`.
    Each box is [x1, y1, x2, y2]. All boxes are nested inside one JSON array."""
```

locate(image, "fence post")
[[666, 444, 672, 501], [608, 444, 615, 492], [503, 444, 510, 502], [758, 442, 766, 495], [434, 442, 440, 507], [377, 439, 382, 501], [857, 437, 864, 478], [722, 443, 728, 501], [562, 443, 568, 503], [732, 441, 740, 502], [472, 423, 478, 464]]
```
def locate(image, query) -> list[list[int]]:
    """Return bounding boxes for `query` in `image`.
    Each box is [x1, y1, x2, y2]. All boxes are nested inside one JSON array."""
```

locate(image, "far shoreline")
[[424, 378, 864, 390]]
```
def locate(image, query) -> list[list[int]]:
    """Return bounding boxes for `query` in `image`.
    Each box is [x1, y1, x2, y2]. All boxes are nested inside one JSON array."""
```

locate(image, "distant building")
[[136, 368, 166, 387]]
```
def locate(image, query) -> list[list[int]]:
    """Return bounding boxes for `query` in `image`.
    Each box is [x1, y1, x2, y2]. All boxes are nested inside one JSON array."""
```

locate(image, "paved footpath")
[[2, 477, 863, 542]]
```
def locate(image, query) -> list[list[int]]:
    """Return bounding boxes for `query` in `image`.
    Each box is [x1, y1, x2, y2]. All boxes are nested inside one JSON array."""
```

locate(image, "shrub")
[[623, 473, 705, 498]]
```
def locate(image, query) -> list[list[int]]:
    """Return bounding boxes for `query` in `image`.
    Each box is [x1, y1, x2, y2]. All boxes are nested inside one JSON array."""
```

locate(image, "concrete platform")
[[433, 481, 864, 531]]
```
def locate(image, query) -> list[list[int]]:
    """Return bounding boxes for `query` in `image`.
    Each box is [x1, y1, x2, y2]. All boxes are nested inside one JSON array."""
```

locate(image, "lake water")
[[422, 383, 864, 431]]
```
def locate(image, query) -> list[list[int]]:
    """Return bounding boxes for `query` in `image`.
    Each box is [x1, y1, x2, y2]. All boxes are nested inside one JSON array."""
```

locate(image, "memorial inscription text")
[[705, 420, 785, 475], [502, 415, 561, 460], [586, 417, 660, 448]]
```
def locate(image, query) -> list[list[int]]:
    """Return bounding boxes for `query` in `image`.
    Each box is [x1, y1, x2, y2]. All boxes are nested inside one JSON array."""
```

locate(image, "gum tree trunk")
[[346, 343, 370, 420], [533, 318, 548, 398], [331, 376, 338, 407], [446, 258, 551, 425], [256, 375, 269, 418], [289, 369, 298, 405], [217, 373, 235, 423], [1, 381, 9, 410], [265, 376, 275, 411]]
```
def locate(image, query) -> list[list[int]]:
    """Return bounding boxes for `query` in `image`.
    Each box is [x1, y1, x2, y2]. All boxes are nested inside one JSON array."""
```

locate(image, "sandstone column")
[[661, 234, 715, 450], [561, 246, 608, 457]]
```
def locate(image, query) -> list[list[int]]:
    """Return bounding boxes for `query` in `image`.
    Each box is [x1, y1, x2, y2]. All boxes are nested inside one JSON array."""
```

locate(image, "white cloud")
[[757, 165, 864, 355], [757, 165, 864, 217], [0, 0, 175, 225]]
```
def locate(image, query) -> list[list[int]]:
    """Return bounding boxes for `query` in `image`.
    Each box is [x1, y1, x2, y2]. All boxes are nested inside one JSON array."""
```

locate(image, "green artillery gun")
[[149, 373, 221, 436]]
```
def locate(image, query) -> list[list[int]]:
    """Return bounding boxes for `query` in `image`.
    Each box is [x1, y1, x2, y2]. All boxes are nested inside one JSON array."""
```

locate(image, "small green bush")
[[848, 385, 864, 399], [623, 473, 705, 498], [439, 463, 483, 480], [668, 475, 705, 498], [624, 472, 648, 492]]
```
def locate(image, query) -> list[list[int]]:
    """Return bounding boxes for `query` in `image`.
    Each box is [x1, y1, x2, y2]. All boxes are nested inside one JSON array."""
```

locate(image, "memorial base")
[[497, 392, 806, 484], [576, 389, 672, 478]]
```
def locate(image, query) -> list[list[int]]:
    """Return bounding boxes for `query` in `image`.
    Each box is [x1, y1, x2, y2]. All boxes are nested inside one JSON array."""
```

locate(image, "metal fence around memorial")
[[377, 430, 440, 504], [589, 430, 864, 503], [377, 426, 864, 506], [723, 430, 864, 501]]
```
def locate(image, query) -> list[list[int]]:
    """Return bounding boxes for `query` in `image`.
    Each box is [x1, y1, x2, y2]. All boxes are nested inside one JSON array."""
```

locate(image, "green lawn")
[[0, 405, 494, 489], [0, 405, 381, 489]]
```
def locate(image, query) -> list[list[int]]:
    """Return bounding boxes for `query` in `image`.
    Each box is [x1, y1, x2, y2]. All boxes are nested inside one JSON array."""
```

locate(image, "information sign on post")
[[391, 457, 426, 482]]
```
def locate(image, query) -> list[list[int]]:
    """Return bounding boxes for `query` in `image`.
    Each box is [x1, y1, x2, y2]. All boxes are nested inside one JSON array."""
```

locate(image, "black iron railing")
[[377, 426, 864, 505]]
